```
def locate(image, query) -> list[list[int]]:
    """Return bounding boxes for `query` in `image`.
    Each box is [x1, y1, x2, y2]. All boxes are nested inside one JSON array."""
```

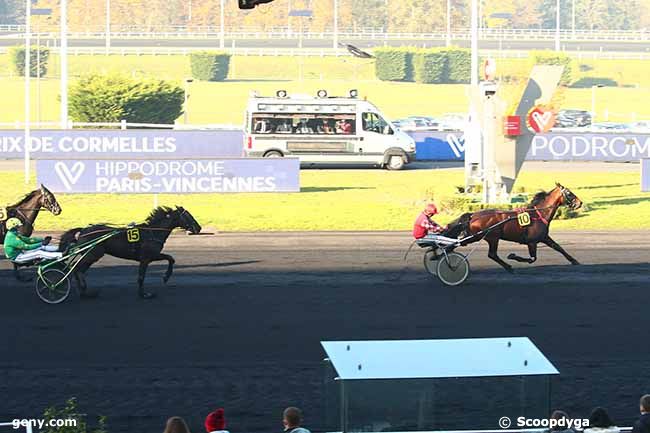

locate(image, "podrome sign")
[[37, 159, 300, 194]]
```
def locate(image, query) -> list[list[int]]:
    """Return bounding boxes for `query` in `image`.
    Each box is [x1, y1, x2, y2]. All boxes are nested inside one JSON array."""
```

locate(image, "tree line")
[[1, 0, 649, 32]]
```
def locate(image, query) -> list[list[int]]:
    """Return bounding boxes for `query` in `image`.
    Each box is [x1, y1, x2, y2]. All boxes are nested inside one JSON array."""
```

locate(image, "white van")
[[244, 90, 416, 170]]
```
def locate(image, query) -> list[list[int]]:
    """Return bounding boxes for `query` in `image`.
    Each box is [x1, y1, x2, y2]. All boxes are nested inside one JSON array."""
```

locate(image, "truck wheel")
[[264, 150, 283, 158], [386, 154, 405, 170]]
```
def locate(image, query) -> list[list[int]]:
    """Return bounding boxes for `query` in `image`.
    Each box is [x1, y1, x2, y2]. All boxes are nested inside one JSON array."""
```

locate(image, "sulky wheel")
[[423, 249, 439, 276], [436, 252, 470, 286], [36, 268, 71, 304]]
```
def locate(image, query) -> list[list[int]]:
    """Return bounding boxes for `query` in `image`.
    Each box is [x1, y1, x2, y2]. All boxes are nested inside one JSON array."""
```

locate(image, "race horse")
[[1, 185, 62, 240], [449, 183, 583, 272], [60, 206, 201, 299]]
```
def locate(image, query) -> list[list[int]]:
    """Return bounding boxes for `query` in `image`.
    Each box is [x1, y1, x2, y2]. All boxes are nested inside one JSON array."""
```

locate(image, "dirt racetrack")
[[1, 231, 649, 433]]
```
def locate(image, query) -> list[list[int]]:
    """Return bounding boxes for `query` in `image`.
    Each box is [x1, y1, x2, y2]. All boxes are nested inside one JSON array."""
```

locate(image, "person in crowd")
[[323, 120, 335, 134], [205, 408, 229, 433], [163, 416, 191, 433], [254, 118, 272, 133], [545, 410, 576, 433], [276, 120, 293, 133], [584, 407, 620, 433], [282, 407, 311, 433], [337, 119, 353, 134], [632, 395, 650, 433], [3, 218, 62, 263], [412, 203, 446, 239]]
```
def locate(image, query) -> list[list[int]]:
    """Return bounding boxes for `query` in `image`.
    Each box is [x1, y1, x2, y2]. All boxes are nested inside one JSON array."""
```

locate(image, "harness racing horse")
[[0, 185, 62, 240], [452, 183, 583, 272], [1, 185, 63, 281], [60, 206, 201, 299]]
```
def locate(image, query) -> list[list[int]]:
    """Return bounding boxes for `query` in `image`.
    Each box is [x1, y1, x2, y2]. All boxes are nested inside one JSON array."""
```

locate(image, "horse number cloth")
[[127, 228, 140, 243], [517, 212, 531, 227], [0, 207, 7, 221]]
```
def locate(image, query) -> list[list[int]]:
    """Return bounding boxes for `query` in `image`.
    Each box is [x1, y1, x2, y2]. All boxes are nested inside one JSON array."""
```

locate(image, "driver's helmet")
[[5, 218, 22, 230], [424, 203, 438, 216]]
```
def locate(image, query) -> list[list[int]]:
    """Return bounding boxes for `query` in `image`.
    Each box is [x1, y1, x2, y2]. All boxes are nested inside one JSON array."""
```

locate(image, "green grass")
[[1, 168, 648, 231], [2, 54, 650, 125]]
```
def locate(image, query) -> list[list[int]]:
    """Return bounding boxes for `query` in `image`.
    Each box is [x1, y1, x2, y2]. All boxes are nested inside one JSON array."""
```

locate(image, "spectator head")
[[283, 407, 303, 430], [205, 408, 227, 432], [164, 416, 191, 433], [588, 407, 615, 428], [641, 395, 650, 414], [549, 410, 569, 431]]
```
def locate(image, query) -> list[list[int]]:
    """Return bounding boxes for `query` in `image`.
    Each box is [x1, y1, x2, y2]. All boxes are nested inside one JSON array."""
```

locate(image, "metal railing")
[[0, 121, 242, 129], [0, 422, 32, 433], [1, 26, 650, 42]]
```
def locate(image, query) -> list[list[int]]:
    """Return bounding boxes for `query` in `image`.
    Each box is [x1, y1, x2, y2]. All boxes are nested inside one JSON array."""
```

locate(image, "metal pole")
[[555, 0, 561, 51], [333, 0, 338, 50], [188, 0, 192, 22], [105, 0, 110, 54], [220, 0, 225, 49], [591, 85, 596, 122], [446, 0, 451, 47], [37, 22, 41, 124], [24, 0, 31, 184], [60, 0, 68, 129], [470, 0, 478, 87], [572, 0, 576, 39]]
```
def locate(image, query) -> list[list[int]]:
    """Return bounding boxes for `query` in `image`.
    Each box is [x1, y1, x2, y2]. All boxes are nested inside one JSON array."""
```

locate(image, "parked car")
[[554, 109, 592, 128], [393, 117, 438, 131], [589, 122, 629, 132], [627, 121, 650, 133], [437, 113, 468, 131]]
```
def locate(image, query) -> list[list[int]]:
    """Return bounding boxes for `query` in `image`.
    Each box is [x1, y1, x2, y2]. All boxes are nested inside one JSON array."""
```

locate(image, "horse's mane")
[[145, 206, 176, 224], [530, 190, 549, 206], [12, 189, 40, 207]]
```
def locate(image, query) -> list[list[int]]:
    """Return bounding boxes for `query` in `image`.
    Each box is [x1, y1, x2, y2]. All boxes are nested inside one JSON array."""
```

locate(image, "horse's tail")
[[59, 227, 83, 253], [445, 212, 473, 239]]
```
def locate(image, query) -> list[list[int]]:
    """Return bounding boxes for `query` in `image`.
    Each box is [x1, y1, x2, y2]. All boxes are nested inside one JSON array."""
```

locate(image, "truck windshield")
[[362, 112, 392, 135]]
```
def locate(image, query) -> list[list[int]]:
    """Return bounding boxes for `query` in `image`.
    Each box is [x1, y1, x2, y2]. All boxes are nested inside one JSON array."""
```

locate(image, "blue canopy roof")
[[321, 337, 559, 380]]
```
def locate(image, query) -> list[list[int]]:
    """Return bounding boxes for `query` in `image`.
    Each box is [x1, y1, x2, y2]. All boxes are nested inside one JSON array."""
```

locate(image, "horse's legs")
[[507, 243, 538, 264], [138, 260, 156, 299], [13, 263, 32, 282], [73, 247, 105, 298], [486, 237, 513, 272], [152, 253, 175, 284], [542, 235, 580, 265]]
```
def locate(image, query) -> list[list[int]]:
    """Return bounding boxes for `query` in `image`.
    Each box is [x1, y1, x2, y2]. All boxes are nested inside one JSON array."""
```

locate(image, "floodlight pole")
[[446, 0, 451, 47], [470, 0, 478, 87], [105, 0, 110, 54], [220, 0, 225, 49], [333, 0, 338, 50], [24, 0, 31, 184], [61, 0, 69, 129], [555, 0, 561, 51]]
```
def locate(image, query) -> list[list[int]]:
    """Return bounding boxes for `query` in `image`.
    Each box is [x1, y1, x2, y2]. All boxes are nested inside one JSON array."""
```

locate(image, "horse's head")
[[555, 182, 582, 210], [174, 206, 202, 234], [39, 184, 62, 215]]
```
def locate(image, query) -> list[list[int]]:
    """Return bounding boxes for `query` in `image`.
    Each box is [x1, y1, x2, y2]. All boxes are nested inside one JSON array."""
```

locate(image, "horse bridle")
[[559, 186, 579, 209]]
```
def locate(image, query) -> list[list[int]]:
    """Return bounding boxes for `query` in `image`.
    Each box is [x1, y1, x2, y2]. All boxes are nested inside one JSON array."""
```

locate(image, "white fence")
[[0, 121, 241, 130], [0, 422, 32, 433], [1, 26, 650, 42]]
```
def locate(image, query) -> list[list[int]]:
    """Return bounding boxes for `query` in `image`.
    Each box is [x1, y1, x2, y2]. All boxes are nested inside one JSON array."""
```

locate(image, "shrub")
[[530, 50, 573, 86], [413, 48, 447, 84], [444, 48, 471, 84], [69, 74, 184, 124], [571, 77, 618, 88], [190, 51, 231, 81], [42, 397, 107, 433], [9, 45, 49, 77], [374, 47, 416, 82]]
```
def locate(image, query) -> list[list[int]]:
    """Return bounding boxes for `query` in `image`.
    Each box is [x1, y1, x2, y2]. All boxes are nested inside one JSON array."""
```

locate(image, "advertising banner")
[[0, 129, 244, 159], [642, 159, 650, 192], [37, 158, 300, 194], [410, 132, 650, 162]]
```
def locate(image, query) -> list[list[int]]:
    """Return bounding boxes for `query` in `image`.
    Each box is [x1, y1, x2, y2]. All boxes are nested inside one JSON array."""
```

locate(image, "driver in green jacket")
[[3, 218, 61, 263]]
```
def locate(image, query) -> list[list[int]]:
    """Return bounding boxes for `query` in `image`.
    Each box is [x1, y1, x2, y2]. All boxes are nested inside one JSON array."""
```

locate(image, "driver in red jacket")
[[413, 203, 445, 239]]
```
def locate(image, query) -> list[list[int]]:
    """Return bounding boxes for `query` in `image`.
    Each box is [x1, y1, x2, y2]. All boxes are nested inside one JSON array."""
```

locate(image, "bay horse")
[[450, 183, 582, 272], [1, 185, 62, 240], [60, 206, 201, 299]]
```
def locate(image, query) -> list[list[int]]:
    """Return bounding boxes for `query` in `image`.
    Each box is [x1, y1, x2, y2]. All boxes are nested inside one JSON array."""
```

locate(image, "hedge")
[[69, 74, 184, 124], [445, 48, 471, 84], [530, 51, 573, 86], [413, 48, 447, 84], [190, 51, 231, 81], [374, 47, 415, 82], [9, 45, 50, 78]]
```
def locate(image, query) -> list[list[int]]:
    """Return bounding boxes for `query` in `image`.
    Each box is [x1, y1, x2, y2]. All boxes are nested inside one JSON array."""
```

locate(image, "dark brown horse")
[[59, 206, 201, 299], [450, 183, 582, 272], [1, 185, 62, 240]]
